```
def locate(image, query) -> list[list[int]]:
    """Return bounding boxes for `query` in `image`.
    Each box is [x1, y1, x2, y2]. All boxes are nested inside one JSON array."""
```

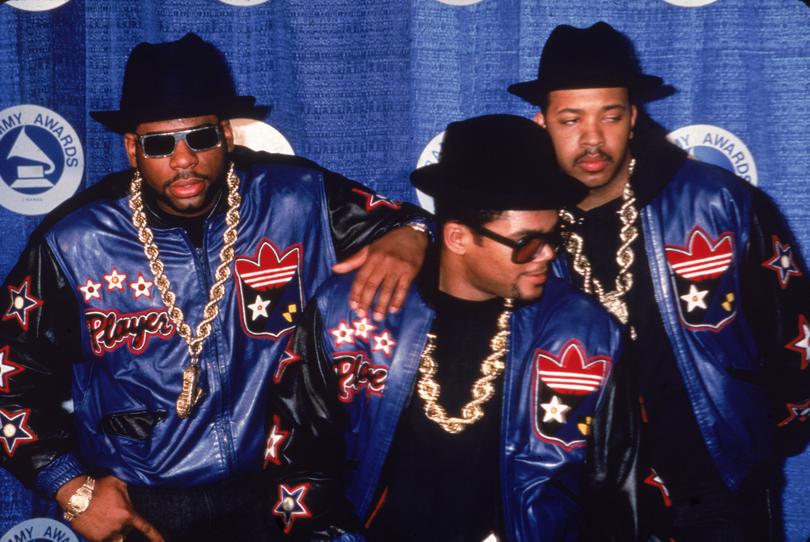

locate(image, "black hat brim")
[[508, 74, 664, 106], [90, 96, 267, 134]]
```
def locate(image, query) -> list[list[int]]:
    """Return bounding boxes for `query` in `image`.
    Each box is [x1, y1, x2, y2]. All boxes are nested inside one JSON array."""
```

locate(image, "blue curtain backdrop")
[[0, 0, 808, 540]]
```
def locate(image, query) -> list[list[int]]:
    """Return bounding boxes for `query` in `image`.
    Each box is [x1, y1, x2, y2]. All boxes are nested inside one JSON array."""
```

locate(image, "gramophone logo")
[[0, 105, 84, 215]]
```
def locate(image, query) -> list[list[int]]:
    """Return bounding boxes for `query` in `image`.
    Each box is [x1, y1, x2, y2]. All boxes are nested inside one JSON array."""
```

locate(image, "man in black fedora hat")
[[510, 21, 810, 540], [0, 33, 430, 542], [261, 115, 640, 541]]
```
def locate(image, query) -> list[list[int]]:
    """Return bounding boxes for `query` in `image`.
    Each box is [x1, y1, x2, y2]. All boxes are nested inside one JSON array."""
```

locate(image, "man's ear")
[[220, 120, 235, 152], [533, 111, 546, 129], [124, 133, 138, 168], [443, 221, 473, 256]]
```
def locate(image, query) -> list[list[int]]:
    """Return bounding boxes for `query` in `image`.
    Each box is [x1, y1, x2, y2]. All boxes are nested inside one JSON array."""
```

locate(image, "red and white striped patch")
[[665, 227, 734, 281], [536, 341, 608, 396]]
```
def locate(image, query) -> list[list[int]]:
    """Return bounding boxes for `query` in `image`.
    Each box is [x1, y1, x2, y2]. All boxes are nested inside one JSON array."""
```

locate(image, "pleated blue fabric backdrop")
[[1, 0, 808, 540]]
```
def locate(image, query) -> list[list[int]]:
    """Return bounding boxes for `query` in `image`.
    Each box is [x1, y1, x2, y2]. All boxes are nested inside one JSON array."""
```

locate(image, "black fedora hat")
[[508, 22, 663, 106], [411, 114, 586, 211], [91, 33, 266, 133]]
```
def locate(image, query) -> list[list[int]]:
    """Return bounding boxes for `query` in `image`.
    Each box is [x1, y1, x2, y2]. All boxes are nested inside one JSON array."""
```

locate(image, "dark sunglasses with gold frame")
[[473, 225, 562, 264]]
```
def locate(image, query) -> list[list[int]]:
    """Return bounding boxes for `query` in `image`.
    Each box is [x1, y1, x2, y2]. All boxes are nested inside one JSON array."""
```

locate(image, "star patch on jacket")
[[3, 276, 43, 331], [234, 239, 304, 339], [532, 340, 610, 450], [273, 483, 312, 533], [665, 226, 736, 331], [761, 235, 802, 289], [0, 408, 37, 457], [0, 345, 25, 393]]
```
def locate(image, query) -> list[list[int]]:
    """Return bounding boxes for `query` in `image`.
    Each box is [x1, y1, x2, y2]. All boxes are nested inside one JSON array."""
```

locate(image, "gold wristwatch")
[[63, 476, 95, 521]]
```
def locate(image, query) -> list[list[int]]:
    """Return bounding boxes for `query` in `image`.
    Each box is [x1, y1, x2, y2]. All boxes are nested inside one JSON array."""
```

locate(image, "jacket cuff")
[[34, 453, 86, 497]]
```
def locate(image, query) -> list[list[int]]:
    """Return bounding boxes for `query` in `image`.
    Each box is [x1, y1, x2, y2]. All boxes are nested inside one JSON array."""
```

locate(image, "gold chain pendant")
[[129, 162, 241, 418], [416, 298, 513, 434], [559, 158, 639, 339]]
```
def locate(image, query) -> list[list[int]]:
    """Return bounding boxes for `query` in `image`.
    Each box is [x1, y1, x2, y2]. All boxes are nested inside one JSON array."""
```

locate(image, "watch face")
[[68, 488, 91, 513]]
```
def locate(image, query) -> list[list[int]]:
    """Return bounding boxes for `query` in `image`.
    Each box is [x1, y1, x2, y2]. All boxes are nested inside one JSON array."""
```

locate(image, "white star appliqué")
[[786, 315, 810, 370], [248, 295, 270, 321], [103, 268, 128, 291], [0, 346, 24, 393], [129, 273, 154, 299], [78, 279, 103, 303], [540, 395, 571, 424], [372, 331, 396, 356], [330, 321, 355, 346], [680, 284, 708, 312], [263, 416, 290, 468]]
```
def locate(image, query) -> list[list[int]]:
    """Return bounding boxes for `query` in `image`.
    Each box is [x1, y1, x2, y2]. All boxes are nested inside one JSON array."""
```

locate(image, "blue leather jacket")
[[0, 149, 425, 495], [554, 157, 810, 491], [266, 273, 638, 541]]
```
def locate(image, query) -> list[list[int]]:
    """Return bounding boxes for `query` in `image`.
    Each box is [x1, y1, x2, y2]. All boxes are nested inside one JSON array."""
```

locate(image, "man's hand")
[[56, 475, 163, 542], [332, 225, 428, 320]]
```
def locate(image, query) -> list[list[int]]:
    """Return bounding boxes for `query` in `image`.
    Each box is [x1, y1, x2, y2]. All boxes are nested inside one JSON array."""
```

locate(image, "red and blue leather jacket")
[[554, 157, 810, 491], [265, 273, 640, 541], [0, 148, 426, 495]]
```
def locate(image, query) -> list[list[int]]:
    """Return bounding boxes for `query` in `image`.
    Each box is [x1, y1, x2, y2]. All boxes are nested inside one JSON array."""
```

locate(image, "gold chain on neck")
[[559, 158, 639, 335], [416, 298, 513, 434], [129, 162, 241, 417]]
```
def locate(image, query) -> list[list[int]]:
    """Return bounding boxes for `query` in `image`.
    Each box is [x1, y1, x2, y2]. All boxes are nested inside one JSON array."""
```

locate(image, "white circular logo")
[[0, 105, 84, 216], [662, 0, 718, 6], [415, 131, 446, 213], [5, 0, 72, 11], [667, 124, 757, 185], [229, 119, 294, 156], [0, 518, 79, 542], [218, 0, 271, 6], [435, 0, 484, 4]]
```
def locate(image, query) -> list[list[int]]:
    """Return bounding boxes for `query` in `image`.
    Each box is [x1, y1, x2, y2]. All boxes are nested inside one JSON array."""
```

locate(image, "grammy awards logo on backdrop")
[[662, 0, 718, 6], [414, 131, 444, 213], [229, 119, 294, 156], [668, 124, 758, 186], [0, 518, 79, 542], [0, 105, 84, 215], [218, 0, 271, 6], [4, 0, 72, 11]]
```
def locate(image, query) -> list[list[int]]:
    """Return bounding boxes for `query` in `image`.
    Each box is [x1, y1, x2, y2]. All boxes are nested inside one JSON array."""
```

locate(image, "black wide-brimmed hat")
[[91, 33, 265, 133], [508, 21, 663, 106], [411, 114, 587, 211]]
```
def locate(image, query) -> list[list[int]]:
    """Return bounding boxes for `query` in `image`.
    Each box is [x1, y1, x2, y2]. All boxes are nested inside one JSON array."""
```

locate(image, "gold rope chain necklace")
[[129, 162, 241, 418], [416, 298, 513, 434], [559, 158, 639, 338]]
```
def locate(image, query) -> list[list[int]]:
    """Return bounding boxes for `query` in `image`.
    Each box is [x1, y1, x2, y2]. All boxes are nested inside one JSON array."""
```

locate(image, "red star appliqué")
[[0, 408, 38, 457], [0, 345, 25, 393], [351, 188, 401, 211], [263, 415, 290, 469], [777, 398, 810, 427], [762, 235, 802, 289], [786, 314, 810, 370], [3, 277, 43, 331], [644, 468, 672, 508], [273, 334, 302, 384]]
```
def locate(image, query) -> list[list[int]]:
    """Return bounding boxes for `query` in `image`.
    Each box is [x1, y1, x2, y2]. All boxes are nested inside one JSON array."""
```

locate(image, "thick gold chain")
[[129, 162, 241, 417], [416, 298, 513, 434], [559, 159, 639, 331]]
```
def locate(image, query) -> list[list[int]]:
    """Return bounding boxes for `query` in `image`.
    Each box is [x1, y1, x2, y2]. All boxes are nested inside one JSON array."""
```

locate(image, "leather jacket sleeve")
[[321, 170, 431, 262], [264, 300, 363, 540], [583, 338, 646, 541], [0, 233, 85, 492], [741, 188, 810, 455]]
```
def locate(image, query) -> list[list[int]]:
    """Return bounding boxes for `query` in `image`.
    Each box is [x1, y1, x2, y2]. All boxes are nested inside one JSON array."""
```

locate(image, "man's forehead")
[[546, 87, 630, 109]]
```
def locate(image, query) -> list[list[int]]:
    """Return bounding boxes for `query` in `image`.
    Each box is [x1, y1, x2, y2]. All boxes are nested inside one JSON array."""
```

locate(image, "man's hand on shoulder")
[[332, 225, 428, 320], [56, 475, 164, 542]]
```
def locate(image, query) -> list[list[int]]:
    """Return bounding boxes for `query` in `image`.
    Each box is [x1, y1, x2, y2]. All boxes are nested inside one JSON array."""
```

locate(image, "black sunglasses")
[[473, 225, 562, 264], [137, 124, 223, 158]]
